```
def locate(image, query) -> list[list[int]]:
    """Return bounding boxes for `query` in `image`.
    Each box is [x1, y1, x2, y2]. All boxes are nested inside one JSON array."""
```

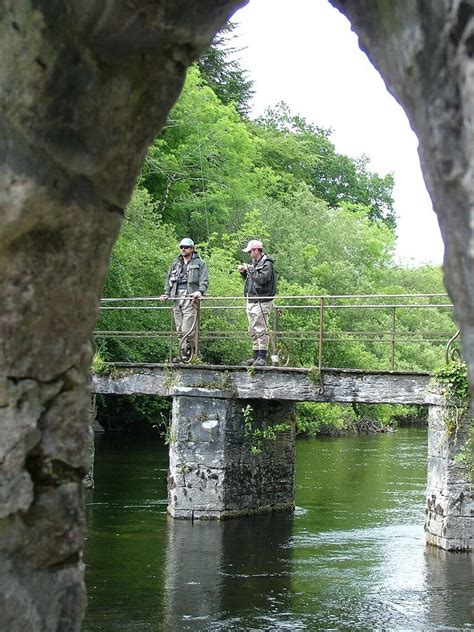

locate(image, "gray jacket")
[[163, 252, 209, 298], [240, 254, 276, 303]]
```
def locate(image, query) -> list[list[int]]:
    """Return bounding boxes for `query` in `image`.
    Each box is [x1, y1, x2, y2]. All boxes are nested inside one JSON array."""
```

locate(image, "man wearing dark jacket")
[[160, 238, 209, 362], [238, 239, 276, 366]]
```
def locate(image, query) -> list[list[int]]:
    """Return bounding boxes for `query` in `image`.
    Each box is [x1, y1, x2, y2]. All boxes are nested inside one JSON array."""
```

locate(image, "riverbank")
[[95, 394, 427, 438]]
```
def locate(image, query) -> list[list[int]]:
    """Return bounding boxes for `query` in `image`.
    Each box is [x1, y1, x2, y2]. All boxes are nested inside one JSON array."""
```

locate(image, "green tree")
[[197, 21, 254, 116], [258, 185, 395, 290], [98, 186, 178, 363], [254, 103, 396, 228], [141, 66, 258, 242]]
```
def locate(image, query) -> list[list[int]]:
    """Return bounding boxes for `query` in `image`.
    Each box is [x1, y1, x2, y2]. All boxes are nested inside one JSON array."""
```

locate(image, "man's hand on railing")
[[159, 294, 169, 302], [191, 291, 202, 308]]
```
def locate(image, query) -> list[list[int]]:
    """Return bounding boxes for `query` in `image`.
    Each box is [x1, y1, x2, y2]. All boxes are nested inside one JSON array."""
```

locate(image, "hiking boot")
[[253, 350, 267, 367], [181, 347, 193, 363], [241, 358, 255, 366], [242, 351, 259, 366], [171, 356, 182, 364]]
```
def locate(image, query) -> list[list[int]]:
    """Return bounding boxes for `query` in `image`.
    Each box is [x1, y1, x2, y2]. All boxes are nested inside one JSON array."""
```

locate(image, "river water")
[[82, 428, 473, 631]]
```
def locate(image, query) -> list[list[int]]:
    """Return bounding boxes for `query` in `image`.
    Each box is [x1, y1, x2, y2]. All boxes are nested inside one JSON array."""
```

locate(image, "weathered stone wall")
[[168, 396, 295, 519], [83, 396, 97, 490], [0, 2, 244, 629], [425, 403, 473, 550]]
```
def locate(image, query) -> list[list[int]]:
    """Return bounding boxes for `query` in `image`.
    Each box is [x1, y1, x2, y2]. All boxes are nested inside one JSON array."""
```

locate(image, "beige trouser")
[[173, 290, 197, 350], [246, 300, 273, 351]]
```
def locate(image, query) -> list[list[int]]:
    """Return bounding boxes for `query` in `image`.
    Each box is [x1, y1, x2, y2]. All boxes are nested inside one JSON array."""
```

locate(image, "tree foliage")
[[140, 67, 258, 242], [197, 21, 254, 116], [254, 103, 395, 227]]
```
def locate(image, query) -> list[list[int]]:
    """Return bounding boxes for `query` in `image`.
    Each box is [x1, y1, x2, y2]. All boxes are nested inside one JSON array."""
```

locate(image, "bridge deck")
[[91, 363, 441, 405]]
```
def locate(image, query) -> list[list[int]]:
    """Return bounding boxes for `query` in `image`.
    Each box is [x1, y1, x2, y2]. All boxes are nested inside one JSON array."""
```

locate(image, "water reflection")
[[424, 546, 474, 626], [163, 514, 293, 630], [82, 429, 473, 631]]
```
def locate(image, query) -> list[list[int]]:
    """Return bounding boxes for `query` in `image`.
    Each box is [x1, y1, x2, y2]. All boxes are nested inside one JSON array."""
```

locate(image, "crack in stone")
[[6, 366, 78, 388], [449, 1, 474, 46], [43, 551, 81, 571], [104, 200, 124, 217], [25, 453, 86, 489]]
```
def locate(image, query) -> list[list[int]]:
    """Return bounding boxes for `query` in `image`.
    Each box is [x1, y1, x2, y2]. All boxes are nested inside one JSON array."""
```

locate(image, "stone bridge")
[[91, 364, 472, 551]]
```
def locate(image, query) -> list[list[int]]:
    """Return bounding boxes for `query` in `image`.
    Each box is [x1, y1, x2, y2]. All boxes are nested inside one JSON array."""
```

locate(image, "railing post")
[[194, 299, 201, 360], [169, 307, 174, 363], [391, 306, 396, 370], [445, 328, 461, 364], [318, 297, 324, 370]]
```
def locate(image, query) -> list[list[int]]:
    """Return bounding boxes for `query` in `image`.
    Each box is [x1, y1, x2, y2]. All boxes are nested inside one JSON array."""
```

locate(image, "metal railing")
[[94, 293, 459, 371]]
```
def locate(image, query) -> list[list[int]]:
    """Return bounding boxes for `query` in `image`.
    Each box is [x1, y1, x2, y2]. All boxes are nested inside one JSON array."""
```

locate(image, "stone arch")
[[1, 1, 472, 629]]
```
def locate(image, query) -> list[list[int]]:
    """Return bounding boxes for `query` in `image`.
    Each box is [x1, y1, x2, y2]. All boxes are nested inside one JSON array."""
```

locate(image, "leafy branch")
[[242, 404, 290, 455]]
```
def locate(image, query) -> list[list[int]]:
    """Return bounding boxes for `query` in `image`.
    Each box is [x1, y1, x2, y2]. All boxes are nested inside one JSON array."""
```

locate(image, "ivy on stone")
[[242, 404, 290, 455], [434, 361, 472, 479]]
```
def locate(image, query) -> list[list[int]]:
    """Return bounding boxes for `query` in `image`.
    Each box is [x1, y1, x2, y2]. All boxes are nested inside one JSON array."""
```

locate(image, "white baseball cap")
[[242, 239, 263, 252]]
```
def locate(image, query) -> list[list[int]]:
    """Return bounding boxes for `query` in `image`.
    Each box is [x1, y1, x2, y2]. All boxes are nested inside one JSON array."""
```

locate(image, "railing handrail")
[[99, 303, 453, 311], [100, 292, 450, 303]]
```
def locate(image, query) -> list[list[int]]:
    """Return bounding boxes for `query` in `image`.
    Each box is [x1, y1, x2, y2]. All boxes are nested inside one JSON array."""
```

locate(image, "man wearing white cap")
[[238, 239, 276, 366], [160, 238, 208, 362]]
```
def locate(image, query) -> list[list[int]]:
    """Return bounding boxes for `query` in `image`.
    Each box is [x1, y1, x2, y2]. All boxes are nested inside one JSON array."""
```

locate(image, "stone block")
[[21, 483, 86, 568], [427, 428, 449, 458], [38, 384, 91, 471]]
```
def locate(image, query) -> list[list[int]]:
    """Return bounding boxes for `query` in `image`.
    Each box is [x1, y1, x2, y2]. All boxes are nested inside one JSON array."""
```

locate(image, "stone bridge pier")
[[425, 403, 473, 550], [168, 395, 296, 520]]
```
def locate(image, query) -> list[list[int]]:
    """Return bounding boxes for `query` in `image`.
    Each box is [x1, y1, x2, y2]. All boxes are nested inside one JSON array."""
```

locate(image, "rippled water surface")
[[82, 429, 473, 631]]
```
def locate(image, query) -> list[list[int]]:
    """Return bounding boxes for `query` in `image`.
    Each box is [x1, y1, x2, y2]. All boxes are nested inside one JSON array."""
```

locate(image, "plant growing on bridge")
[[434, 361, 472, 478], [242, 404, 290, 455], [91, 353, 121, 378], [163, 367, 177, 391], [435, 361, 470, 433], [307, 366, 325, 393], [91, 351, 107, 375], [160, 416, 177, 445], [189, 355, 203, 365], [220, 370, 238, 396]]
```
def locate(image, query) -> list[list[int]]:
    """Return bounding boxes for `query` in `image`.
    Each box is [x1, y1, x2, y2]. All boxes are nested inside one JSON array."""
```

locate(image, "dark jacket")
[[163, 252, 209, 298], [240, 254, 276, 303]]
